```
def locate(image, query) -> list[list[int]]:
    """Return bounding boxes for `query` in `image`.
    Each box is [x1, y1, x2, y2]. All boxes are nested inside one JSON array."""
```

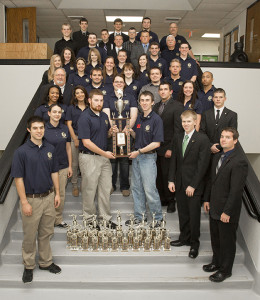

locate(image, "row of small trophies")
[[66, 211, 172, 252]]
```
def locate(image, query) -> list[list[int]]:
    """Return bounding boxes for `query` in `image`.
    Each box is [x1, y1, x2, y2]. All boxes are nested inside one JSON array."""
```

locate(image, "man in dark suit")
[[98, 29, 113, 53], [168, 110, 211, 258], [109, 18, 129, 44], [203, 128, 248, 282], [107, 35, 131, 65], [200, 88, 237, 155], [72, 17, 89, 54], [153, 81, 184, 213], [131, 30, 150, 68]]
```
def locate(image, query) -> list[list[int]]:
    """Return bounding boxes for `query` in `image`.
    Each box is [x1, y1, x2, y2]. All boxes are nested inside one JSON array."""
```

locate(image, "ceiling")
[[0, 0, 256, 40]]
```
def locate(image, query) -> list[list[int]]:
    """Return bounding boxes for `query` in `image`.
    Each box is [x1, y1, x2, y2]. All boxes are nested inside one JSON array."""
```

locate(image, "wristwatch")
[[138, 149, 143, 154]]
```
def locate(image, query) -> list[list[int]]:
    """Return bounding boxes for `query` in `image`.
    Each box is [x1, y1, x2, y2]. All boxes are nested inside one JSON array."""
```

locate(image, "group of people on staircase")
[[11, 16, 248, 285]]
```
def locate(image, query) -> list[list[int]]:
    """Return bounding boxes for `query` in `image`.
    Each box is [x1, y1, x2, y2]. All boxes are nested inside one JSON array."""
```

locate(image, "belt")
[[26, 187, 54, 198], [136, 150, 156, 154], [80, 150, 100, 155]]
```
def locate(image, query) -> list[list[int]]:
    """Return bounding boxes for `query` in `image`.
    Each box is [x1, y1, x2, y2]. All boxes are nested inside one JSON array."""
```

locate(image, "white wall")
[[187, 40, 220, 59], [219, 10, 247, 61], [0, 4, 5, 43], [0, 65, 47, 150]]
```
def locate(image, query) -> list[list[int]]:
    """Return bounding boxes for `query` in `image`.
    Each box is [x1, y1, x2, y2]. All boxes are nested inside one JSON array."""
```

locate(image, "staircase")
[[0, 181, 258, 300]]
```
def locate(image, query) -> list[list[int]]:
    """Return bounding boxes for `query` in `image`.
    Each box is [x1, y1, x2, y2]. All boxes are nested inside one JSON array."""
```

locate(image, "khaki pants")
[[55, 167, 68, 225], [79, 153, 112, 222], [71, 138, 79, 187], [21, 191, 55, 269]]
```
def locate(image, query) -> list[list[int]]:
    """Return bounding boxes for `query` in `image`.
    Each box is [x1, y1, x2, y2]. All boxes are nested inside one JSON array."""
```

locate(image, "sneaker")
[[72, 187, 79, 197], [122, 190, 130, 197], [88, 222, 100, 231], [39, 263, 61, 274], [22, 268, 33, 284], [55, 222, 68, 228], [150, 220, 164, 228], [125, 218, 144, 226]]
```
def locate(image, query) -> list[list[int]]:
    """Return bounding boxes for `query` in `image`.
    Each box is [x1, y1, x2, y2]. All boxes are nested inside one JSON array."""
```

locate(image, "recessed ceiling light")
[[106, 16, 143, 22], [202, 33, 220, 38]]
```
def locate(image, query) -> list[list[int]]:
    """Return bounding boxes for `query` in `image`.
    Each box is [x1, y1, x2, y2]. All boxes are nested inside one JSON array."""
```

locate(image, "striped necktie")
[[216, 154, 225, 174], [182, 135, 189, 156]]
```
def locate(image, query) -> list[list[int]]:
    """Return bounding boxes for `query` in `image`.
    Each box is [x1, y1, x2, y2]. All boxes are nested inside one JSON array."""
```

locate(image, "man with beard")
[[77, 89, 117, 229]]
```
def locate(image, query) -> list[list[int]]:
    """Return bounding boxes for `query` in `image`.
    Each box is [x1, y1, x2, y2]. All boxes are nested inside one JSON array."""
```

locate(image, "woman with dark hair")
[[103, 74, 138, 196], [85, 48, 103, 74], [42, 54, 62, 85], [102, 56, 118, 86], [67, 57, 91, 88], [135, 53, 150, 88], [34, 85, 67, 123], [44, 104, 72, 228], [122, 63, 140, 101], [60, 47, 76, 79], [66, 85, 88, 197], [177, 80, 202, 131]]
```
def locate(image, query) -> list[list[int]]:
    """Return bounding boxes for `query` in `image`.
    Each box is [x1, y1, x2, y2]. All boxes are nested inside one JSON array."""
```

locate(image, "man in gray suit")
[[131, 30, 150, 68]]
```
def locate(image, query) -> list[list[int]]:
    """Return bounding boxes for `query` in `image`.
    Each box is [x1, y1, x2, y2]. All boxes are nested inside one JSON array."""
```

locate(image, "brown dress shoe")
[[122, 190, 130, 197], [72, 187, 79, 197]]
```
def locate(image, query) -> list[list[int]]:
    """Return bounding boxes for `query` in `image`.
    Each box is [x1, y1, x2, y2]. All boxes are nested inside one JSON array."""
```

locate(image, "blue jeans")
[[131, 153, 163, 221]]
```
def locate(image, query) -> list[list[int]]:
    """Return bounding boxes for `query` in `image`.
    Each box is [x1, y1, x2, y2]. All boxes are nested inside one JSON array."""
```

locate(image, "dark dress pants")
[[176, 186, 201, 249], [210, 216, 238, 275], [111, 157, 130, 190]]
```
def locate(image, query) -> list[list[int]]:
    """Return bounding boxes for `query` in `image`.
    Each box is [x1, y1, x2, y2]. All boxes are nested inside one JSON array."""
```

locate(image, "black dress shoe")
[[167, 202, 176, 213], [39, 263, 61, 274], [22, 268, 33, 284], [209, 271, 231, 282], [203, 263, 219, 272], [170, 240, 190, 247], [188, 248, 199, 259]]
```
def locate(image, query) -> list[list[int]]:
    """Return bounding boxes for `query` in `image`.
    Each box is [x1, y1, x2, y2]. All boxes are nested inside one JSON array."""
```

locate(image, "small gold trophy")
[[111, 89, 131, 157]]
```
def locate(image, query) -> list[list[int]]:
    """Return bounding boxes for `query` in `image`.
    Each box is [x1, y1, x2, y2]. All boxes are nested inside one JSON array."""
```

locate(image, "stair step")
[[0, 263, 253, 290], [1, 240, 245, 265]]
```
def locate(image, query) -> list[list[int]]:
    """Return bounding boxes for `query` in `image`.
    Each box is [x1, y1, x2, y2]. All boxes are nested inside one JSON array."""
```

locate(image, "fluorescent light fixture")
[[202, 33, 220, 38], [106, 16, 143, 22], [109, 31, 129, 35]]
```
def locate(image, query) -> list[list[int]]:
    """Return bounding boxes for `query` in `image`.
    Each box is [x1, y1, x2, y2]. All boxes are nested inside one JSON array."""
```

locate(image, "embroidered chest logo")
[[187, 63, 191, 68], [178, 40, 181, 43], [62, 109, 64, 113], [70, 66, 74, 70], [102, 90, 107, 95], [145, 125, 150, 132], [61, 132, 67, 138], [208, 96, 212, 101], [137, 124, 141, 129], [158, 63, 162, 67], [179, 81, 183, 85], [105, 119, 108, 125], [176, 53, 179, 56], [85, 78, 89, 83], [47, 152, 52, 160], [133, 86, 137, 90], [145, 73, 148, 77]]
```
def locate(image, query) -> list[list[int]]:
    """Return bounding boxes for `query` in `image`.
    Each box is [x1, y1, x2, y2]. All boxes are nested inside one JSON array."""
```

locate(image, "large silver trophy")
[[111, 89, 131, 157]]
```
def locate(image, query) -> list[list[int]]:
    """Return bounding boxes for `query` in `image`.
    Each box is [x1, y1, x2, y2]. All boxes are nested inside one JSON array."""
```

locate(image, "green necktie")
[[182, 135, 189, 156]]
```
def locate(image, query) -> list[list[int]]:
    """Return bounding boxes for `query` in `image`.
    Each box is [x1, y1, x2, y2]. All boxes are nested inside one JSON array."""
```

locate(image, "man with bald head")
[[160, 22, 197, 62], [198, 71, 216, 112]]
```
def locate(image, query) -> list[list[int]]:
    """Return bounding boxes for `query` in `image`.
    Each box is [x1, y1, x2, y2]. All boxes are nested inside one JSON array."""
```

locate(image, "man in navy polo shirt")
[[136, 17, 159, 43], [77, 89, 117, 228], [86, 67, 113, 96], [11, 116, 61, 284], [148, 42, 168, 78], [198, 71, 216, 112], [165, 59, 184, 100], [161, 35, 180, 68], [178, 42, 198, 82], [125, 91, 164, 226]]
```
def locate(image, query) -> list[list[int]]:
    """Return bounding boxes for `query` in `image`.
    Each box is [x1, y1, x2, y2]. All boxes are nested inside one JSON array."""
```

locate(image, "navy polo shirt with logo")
[[63, 63, 76, 79], [65, 104, 87, 135], [103, 74, 114, 86], [11, 139, 59, 194], [161, 48, 180, 68], [85, 63, 103, 75], [78, 108, 111, 152], [44, 122, 71, 170], [178, 56, 198, 81], [133, 110, 164, 149], [184, 99, 203, 115], [197, 85, 216, 112], [149, 57, 168, 78], [165, 76, 184, 100], [34, 103, 67, 124], [67, 71, 91, 88], [86, 84, 113, 97], [103, 91, 137, 128], [124, 80, 141, 100], [137, 70, 150, 88]]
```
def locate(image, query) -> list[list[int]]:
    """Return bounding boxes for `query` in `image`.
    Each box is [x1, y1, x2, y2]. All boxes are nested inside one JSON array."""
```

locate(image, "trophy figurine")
[[111, 89, 131, 157]]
